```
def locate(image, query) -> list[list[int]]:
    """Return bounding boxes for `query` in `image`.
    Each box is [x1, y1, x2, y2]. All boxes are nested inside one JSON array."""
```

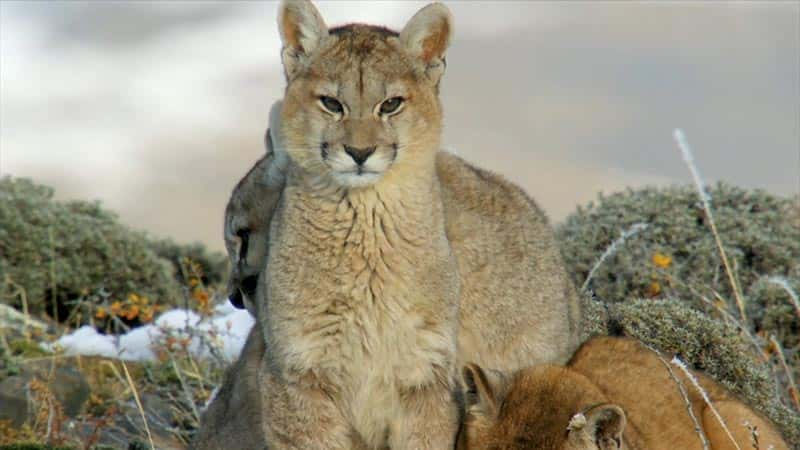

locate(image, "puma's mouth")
[[344, 167, 380, 176], [332, 169, 384, 187]]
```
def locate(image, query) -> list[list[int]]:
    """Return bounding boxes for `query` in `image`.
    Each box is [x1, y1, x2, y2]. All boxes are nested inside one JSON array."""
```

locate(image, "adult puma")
[[198, 1, 581, 448]]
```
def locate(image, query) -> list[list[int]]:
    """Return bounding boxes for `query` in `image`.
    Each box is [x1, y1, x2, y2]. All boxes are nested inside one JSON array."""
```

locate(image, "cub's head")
[[458, 364, 627, 450], [276, 0, 452, 187], [224, 103, 287, 314]]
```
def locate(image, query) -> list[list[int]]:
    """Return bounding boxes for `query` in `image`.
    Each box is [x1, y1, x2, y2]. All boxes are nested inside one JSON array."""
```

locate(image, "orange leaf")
[[123, 305, 140, 321], [652, 252, 673, 269], [646, 281, 662, 297]]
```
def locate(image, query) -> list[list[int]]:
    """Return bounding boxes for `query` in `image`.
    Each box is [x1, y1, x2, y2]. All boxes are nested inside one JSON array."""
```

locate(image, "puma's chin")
[[331, 169, 384, 187]]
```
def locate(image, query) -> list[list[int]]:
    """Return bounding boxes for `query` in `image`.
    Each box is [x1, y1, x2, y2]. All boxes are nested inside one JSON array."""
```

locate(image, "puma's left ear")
[[399, 2, 453, 83], [277, 0, 328, 79], [568, 404, 626, 450]]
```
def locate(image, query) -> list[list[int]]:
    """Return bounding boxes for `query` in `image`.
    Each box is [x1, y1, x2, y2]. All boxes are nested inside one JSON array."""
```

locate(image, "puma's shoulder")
[[436, 151, 549, 226], [436, 150, 582, 368]]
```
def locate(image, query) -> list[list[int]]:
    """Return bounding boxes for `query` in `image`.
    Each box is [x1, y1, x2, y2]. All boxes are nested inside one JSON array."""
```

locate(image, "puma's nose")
[[344, 145, 376, 166]]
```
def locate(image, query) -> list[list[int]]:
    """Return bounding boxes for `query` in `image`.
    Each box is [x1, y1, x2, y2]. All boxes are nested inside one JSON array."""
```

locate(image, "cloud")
[[1, 1, 797, 251]]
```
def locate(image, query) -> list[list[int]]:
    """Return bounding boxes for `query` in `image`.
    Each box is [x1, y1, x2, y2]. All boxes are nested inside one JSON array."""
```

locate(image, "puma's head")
[[224, 102, 287, 315], [458, 363, 627, 450], [276, 0, 453, 187]]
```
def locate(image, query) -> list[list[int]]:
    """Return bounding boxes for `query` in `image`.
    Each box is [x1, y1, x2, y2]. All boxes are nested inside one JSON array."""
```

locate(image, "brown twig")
[[769, 335, 800, 411]]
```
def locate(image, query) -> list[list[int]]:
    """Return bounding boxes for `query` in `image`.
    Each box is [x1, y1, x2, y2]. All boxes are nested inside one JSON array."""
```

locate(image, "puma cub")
[[458, 337, 788, 450], [190, 327, 267, 450], [223, 113, 286, 316], [193, 120, 285, 449]]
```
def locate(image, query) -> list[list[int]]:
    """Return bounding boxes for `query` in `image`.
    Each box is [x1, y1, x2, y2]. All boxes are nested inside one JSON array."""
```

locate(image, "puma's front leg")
[[390, 380, 459, 450], [262, 372, 352, 450]]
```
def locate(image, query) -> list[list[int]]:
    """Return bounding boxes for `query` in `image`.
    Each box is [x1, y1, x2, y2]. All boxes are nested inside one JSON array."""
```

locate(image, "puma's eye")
[[319, 96, 344, 114], [379, 97, 404, 115]]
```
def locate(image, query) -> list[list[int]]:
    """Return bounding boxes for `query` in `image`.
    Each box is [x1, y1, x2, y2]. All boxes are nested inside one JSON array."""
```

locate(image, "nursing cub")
[[459, 337, 788, 450]]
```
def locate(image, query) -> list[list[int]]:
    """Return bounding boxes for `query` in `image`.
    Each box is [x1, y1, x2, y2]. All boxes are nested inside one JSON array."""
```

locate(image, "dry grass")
[[121, 361, 155, 450], [672, 356, 742, 450], [648, 345, 711, 450], [673, 129, 747, 322]]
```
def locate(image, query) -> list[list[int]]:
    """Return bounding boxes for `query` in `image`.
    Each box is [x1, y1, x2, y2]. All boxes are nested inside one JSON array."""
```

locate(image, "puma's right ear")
[[277, 0, 328, 80], [462, 363, 508, 419]]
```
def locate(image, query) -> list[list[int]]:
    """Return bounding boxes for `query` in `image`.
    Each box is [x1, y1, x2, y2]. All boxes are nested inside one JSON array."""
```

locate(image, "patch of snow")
[[44, 325, 118, 358], [155, 309, 202, 329], [209, 308, 254, 359], [118, 325, 160, 361], [44, 305, 255, 362]]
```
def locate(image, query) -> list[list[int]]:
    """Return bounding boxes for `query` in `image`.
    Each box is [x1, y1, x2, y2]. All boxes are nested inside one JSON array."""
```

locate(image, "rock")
[[107, 394, 186, 450], [0, 375, 30, 426], [47, 366, 91, 417], [0, 365, 90, 425]]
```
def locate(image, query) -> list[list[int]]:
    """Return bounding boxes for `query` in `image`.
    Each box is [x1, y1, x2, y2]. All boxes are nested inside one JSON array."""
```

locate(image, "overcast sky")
[[1, 1, 798, 251]]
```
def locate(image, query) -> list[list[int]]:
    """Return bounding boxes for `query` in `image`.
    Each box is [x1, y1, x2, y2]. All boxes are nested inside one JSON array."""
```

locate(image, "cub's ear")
[[265, 100, 289, 184], [399, 2, 453, 83], [462, 363, 508, 419], [567, 404, 626, 450], [277, 0, 328, 79]]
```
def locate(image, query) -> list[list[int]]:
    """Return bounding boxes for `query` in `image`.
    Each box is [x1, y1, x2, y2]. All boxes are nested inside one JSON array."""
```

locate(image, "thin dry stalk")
[[169, 353, 201, 425], [49, 227, 58, 323], [4, 276, 32, 340], [673, 129, 747, 322], [186, 344, 210, 400], [672, 356, 742, 450], [100, 360, 128, 386], [0, 326, 9, 358], [768, 335, 800, 411], [121, 361, 155, 450], [766, 276, 800, 319], [21, 285, 30, 341], [581, 222, 648, 292], [646, 345, 710, 450]]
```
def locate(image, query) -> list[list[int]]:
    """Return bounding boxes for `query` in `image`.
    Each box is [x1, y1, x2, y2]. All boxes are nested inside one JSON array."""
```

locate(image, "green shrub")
[[558, 183, 799, 351], [0, 177, 223, 324], [0, 445, 77, 450], [148, 238, 226, 287], [584, 297, 800, 446]]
